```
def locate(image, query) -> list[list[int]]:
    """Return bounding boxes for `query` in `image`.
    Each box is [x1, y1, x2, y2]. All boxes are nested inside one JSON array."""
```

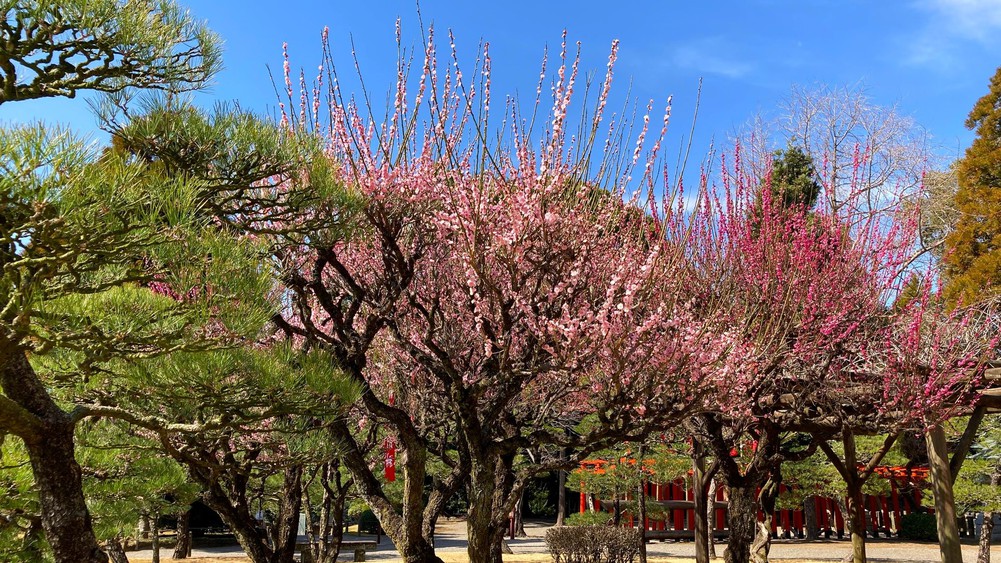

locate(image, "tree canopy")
[[2, 4, 998, 563]]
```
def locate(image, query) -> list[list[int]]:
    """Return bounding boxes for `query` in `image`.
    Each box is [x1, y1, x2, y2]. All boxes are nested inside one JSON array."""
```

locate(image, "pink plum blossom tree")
[[272, 26, 738, 563]]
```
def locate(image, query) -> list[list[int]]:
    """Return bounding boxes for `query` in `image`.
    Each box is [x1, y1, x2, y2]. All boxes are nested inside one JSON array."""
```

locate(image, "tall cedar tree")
[[944, 66, 1001, 306]]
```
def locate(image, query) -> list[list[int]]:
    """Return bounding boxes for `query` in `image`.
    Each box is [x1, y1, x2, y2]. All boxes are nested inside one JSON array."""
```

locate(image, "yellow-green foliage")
[[954, 459, 1001, 513], [76, 421, 198, 541], [954, 414, 1001, 513], [102, 346, 360, 424], [777, 435, 909, 510]]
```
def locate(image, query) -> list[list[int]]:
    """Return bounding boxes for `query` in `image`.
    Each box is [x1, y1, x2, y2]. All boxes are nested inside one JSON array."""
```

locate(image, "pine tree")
[[943, 66, 1001, 306], [0, 3, 345, 561], [750, 146, 822, 234], [767, 146, 823, 210], [0, 0, 219, 103]]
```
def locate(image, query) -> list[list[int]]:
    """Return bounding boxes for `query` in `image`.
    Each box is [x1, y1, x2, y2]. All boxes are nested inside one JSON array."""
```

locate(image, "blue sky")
[[3, 0, 1000, 168]]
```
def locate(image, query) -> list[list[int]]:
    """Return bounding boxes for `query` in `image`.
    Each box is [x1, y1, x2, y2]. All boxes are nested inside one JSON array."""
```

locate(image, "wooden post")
[[869, 495, 880, 537], [926, 424, 963, 563], [951, 404, 987, 484], [557, 445, 567, 526], [716, 484, 726, 531], [673, 482, 685, 531], [638, 445, 648, 563], [891, 479, 902, 534], [817, 497, 828, 533], [880, 495, 891, 538], [781, 504, 790, 538], [692, 440, 710, 563]]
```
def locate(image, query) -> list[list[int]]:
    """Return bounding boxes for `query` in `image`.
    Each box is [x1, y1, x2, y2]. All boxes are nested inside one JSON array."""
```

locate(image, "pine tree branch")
[[0, 394, 44, 441]]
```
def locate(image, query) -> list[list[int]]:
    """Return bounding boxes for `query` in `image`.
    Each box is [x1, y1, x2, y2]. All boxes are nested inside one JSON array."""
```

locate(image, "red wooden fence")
[[578, 463, 937, 540]]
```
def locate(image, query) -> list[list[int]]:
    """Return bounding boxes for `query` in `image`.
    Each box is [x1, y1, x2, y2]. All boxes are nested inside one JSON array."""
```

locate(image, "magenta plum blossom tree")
[[687, 149, 992, 563]]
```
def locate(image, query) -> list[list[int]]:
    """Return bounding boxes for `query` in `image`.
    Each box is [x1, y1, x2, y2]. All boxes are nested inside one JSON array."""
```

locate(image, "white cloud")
[[919, 0, 1001, 40], [902, 33, 959, 69], [670, 38, 755, 79], [903, 0, 1001, 69]]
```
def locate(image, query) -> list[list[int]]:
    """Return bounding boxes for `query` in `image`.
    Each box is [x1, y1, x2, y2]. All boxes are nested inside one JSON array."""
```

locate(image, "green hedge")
[[898, 512, 937, 542]]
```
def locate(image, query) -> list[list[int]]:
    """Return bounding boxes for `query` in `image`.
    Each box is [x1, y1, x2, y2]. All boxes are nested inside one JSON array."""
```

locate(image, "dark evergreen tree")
[[766, 146, 823, 210]]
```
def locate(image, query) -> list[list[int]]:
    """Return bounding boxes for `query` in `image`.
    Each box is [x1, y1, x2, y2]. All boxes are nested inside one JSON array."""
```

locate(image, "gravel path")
[[127, 519, 1001, 561]]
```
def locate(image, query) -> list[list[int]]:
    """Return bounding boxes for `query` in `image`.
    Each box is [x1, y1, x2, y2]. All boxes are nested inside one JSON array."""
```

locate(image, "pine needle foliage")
[[0, 0, 220, 103]]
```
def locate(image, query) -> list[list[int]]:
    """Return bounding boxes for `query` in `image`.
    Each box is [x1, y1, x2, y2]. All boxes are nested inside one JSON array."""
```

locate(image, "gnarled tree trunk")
[[172, 509, 192, 559], [979, 512, 995, 563], [977, 460, 1001, 563], [191, 460, 302, 563], [513, 491, 526, 537], [466, 455, 511, 563], [1, 348, 108, 563], [303, 461, 350, 563], [556, 446, 567, 527], [329, 420, 445, 563], [150, 511, 161, 563], [106, 538, 130, 563], [818, 431, 899, 563], [270, 467, 303, 563], [844, 482, 868, 563], [202, 486, 289, 563], [725, 482, 759, 563], [708, 479, 719, 559], [692, 440, 711, 563], [752, 471, 781, 563]]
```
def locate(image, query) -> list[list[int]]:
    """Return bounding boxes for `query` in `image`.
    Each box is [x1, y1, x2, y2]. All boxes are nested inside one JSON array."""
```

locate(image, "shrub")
[[546, 525, 641, 563], [898, 512, 937, 542], [565, 511, 613, 526]]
